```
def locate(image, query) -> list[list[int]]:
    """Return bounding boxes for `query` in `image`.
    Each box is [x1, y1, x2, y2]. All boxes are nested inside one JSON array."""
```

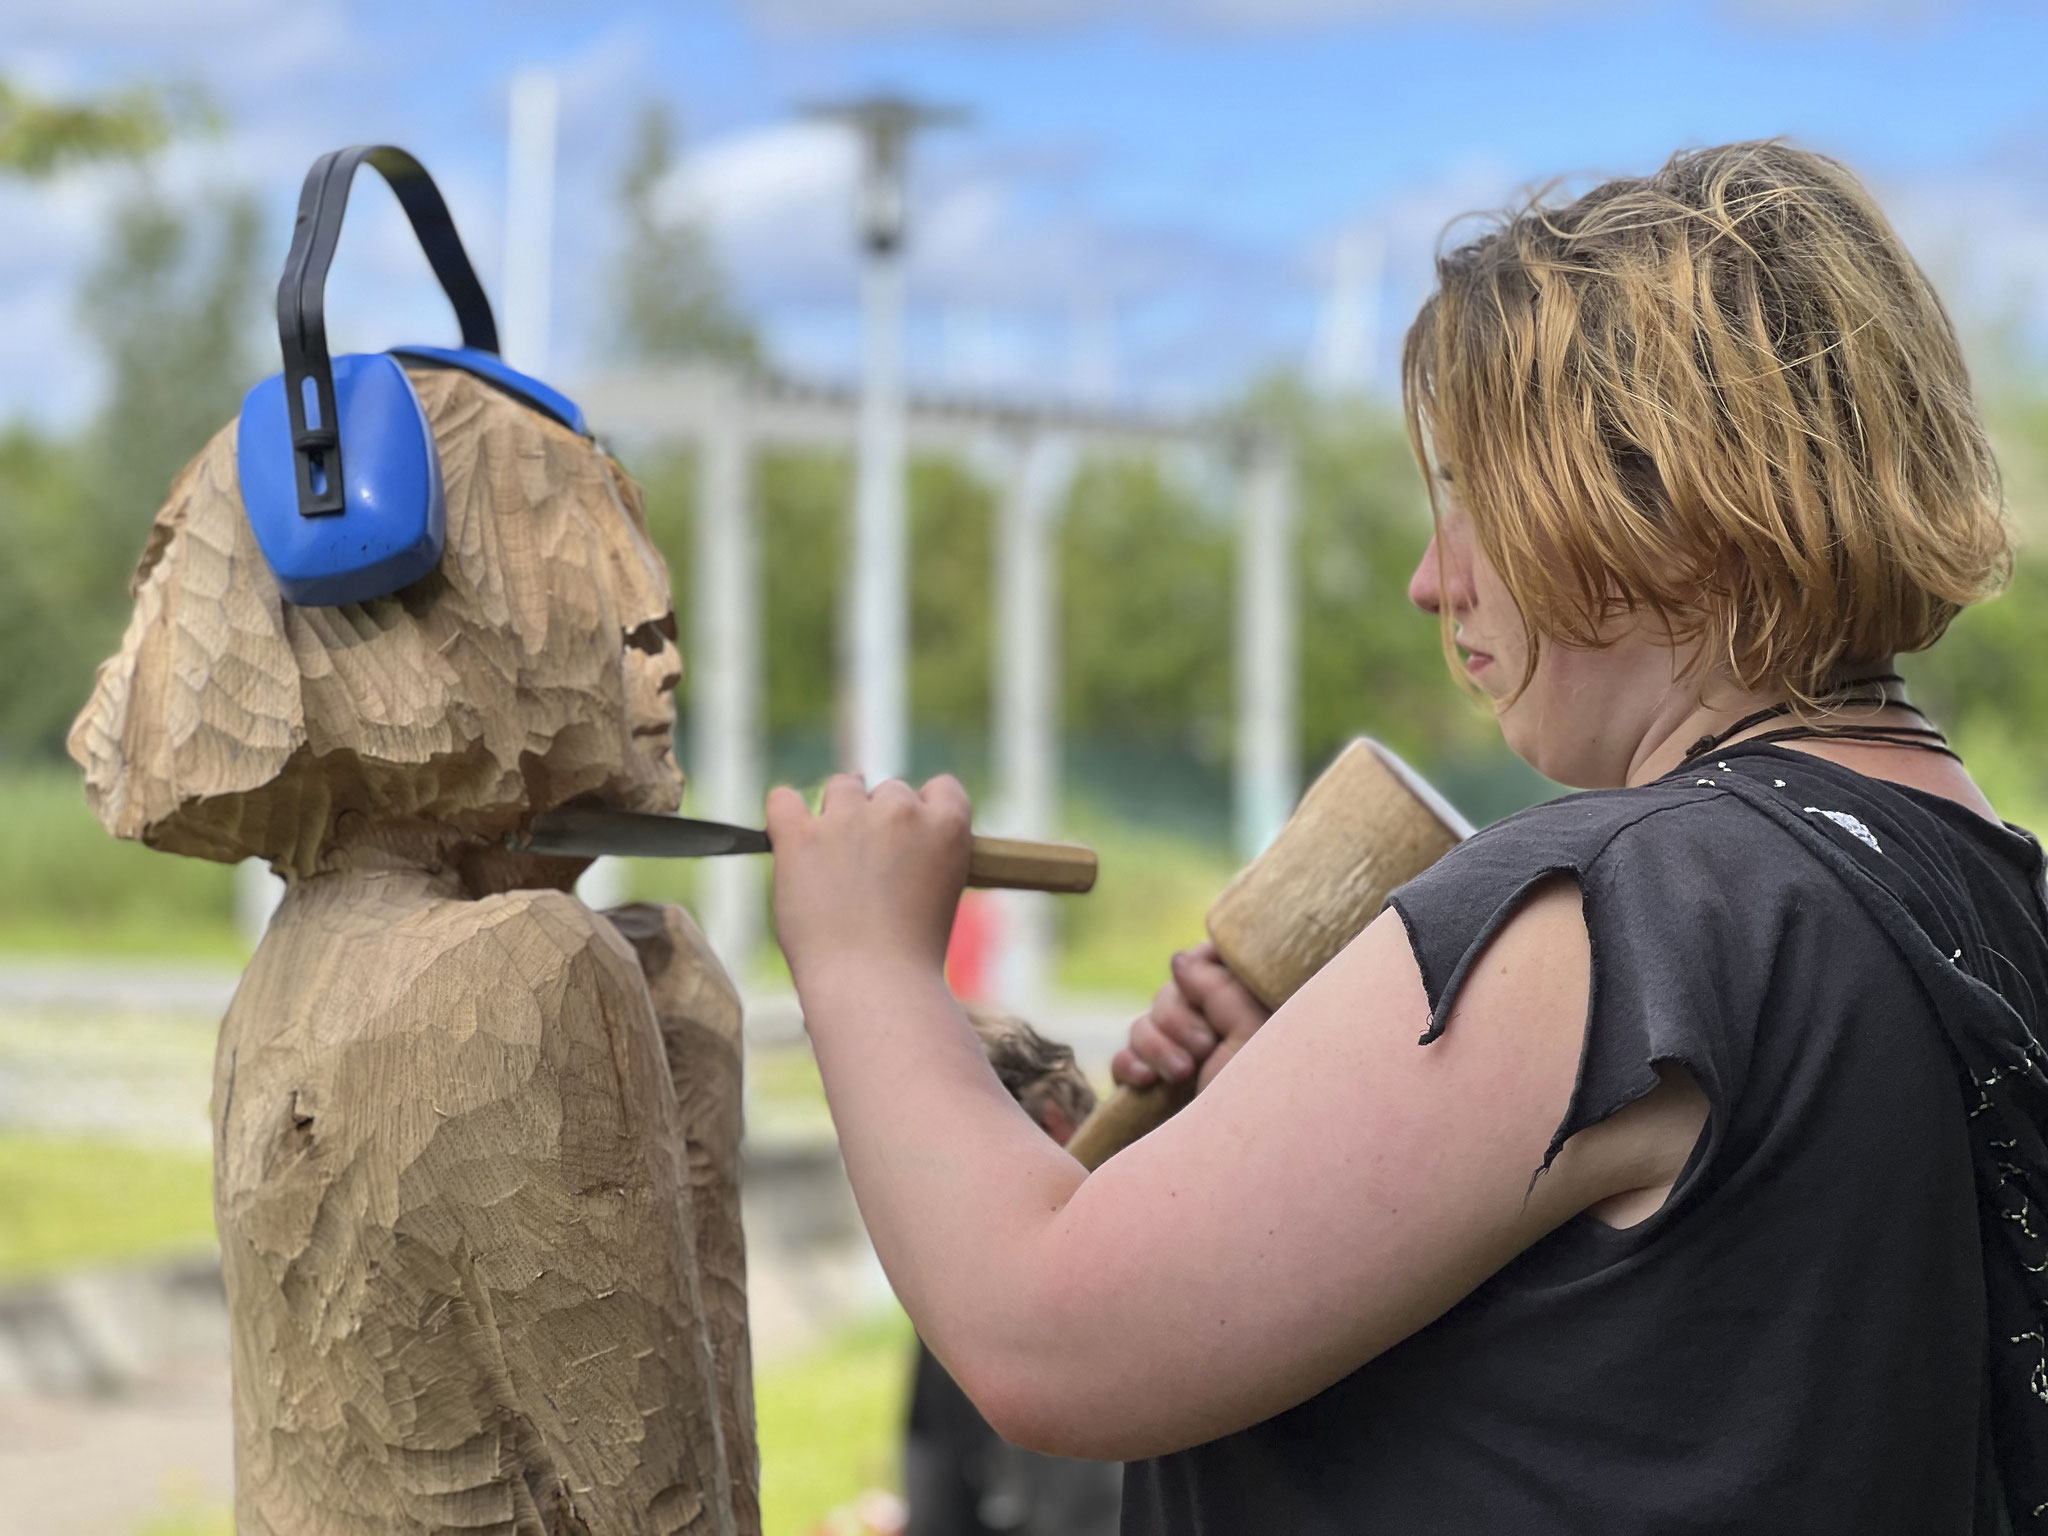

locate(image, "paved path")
[[0, 1356, 234, 1536]]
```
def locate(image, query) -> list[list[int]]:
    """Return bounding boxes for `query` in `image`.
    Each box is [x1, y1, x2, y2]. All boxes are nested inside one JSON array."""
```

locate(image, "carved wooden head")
[[68, 367, 685, 876]]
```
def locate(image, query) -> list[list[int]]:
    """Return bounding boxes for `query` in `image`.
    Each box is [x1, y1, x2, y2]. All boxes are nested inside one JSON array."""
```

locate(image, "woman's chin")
[[1500, 716, 1606, 791]]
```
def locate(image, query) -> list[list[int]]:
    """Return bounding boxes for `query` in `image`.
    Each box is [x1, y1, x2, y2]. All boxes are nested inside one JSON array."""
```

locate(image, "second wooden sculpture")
[[70, 368, 757, 1535]]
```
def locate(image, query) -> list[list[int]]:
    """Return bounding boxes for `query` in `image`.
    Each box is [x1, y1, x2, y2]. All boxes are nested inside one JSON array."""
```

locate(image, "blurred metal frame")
[[579, 363, 1298, 997]]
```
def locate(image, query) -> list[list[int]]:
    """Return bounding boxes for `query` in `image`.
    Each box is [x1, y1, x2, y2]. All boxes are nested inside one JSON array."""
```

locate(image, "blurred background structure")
[[6, 2, 2048, 1532]]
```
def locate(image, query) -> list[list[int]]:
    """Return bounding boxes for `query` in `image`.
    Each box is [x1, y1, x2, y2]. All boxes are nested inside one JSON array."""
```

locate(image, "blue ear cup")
[[236, 145, 586, 607], [237, 354, 445, 605]]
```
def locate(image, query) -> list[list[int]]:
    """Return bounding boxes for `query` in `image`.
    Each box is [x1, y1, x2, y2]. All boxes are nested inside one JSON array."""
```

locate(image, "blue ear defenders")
[[237, 145, 588, 606]]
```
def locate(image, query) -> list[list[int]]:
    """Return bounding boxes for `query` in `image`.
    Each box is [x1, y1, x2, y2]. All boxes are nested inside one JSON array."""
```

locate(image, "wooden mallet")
[[1063, 738, 1472, 1170]]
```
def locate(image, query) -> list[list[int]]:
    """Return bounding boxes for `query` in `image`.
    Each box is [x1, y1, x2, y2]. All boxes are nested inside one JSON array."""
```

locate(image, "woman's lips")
[[1464, 650, 1493, 674]]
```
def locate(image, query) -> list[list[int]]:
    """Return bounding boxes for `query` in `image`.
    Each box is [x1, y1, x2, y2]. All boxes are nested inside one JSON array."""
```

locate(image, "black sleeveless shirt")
[[1122, 744, 2048, 1535]]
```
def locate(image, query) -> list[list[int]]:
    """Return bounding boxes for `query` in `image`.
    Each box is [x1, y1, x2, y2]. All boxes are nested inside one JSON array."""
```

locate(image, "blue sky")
[[6, 0, 2047, 427]]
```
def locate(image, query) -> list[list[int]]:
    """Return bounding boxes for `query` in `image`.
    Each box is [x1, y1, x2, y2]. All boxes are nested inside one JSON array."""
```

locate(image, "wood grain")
[[965, 835, 1098, 894], [1206, 738, 1470, 1010], [605, 902, 758, 1536], [71, 367, 758, 1534], [69, 367, 684, 877]]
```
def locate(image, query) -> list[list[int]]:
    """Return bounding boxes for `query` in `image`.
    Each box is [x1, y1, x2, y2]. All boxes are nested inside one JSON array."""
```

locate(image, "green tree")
[[611, 104, 760, 367], [0, 80, 176, 179], [1901, 387, 2048, 825], [77, 188, 263, 536], [0, 430, 95, 755], [635, 447, 998, 784], [0, 186, 263, 760], [1061, 456, 1233, 745], [908, 456, 995, 739], [1247, 378, 1557, 824]]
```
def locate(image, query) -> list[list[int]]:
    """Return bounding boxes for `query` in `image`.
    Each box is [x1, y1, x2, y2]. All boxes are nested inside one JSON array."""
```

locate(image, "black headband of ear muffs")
[[277, 145, 497, 517]]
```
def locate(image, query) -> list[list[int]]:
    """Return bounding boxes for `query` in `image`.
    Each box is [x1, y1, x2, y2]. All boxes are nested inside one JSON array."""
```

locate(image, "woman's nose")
[[1408, 533, 1443, 615]]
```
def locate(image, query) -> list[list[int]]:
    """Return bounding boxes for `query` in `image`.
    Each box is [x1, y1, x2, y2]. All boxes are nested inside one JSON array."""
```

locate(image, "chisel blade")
[[520, 807, 772, 860]]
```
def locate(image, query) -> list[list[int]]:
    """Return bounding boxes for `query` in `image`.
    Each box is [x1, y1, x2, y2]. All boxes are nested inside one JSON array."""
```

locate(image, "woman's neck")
[[1620, 672, 2001, 823]]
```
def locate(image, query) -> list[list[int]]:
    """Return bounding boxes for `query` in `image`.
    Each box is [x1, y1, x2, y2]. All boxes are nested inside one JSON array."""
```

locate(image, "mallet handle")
[[1063, 738, 1471, 1170], [967, 836, 1098, 895], [1067, 1077, 1193, 1171]]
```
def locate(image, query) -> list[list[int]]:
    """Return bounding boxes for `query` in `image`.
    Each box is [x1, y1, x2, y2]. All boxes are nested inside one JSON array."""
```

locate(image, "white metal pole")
[[1234, 436, 1299, 859], [846, 241, 908, 782], [992, 434, 1075, 1014], [502, 68, 557, 376], [1311, 224, 1382, 396], [693, 376, 763, 974], [235, 859, 285, 949]]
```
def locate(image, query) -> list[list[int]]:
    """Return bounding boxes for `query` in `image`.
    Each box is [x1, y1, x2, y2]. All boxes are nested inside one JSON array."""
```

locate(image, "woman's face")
[[1407, 497, 1689, 790]]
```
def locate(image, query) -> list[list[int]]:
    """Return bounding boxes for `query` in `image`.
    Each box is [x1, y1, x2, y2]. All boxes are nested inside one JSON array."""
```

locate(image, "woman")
[[769, 141, 2048, 1533]]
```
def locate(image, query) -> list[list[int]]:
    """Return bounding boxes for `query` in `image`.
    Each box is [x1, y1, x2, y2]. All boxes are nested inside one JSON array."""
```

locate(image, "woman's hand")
[[766, 774, 973, 989], [1111, 940, 1273, 1093]]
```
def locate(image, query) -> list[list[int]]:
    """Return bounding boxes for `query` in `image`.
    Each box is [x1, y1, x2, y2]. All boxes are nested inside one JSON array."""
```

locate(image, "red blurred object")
[[812, 1489, 906, 1535], [945, 890, 1000, 1000]]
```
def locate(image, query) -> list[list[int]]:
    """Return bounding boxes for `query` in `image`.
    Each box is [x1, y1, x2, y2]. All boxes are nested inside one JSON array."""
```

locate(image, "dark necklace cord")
[[1679, 672, 1961, 769]]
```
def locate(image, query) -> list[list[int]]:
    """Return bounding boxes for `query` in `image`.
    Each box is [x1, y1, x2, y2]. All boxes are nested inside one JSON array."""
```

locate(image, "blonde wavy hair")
[[1401, 139, 2011, 707]]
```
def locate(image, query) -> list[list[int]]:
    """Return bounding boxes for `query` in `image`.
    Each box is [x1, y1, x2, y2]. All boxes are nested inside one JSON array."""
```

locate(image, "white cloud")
[[648, 117, 1293, 404], [1880, 157, 2048, 373], [657, 119, 861, 281]]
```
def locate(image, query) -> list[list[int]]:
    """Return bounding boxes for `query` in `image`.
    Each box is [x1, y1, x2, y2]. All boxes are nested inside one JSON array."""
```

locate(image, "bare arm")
[[771, 777, 1702, 1460]]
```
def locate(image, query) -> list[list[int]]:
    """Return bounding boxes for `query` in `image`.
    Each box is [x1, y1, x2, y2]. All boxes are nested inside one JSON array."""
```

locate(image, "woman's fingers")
[[767, 773, 974, 985], [920, 773, 971, 821], [1111, 1044, 1159, 1089], [819, 772, 869, 816], [1172, 946, 1272, 1042], [1128, 1011, 1200, 1084], [1149, 980, 1220, 1057], [764, 784, 810, 839]]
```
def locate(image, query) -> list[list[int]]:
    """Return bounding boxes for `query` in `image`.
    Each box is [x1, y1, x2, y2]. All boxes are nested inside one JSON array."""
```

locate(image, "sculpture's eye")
[[625, 616, 676, 655]]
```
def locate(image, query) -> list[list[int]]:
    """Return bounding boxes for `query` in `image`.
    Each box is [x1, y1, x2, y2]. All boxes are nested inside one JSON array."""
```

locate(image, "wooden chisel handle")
[[967, 835, 1098, 894]]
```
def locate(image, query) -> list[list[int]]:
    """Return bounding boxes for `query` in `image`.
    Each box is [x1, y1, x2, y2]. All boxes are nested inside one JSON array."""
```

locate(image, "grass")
[[0, 765, 242, 958], [0, 1132, 215, 1280], [757, 1307, 916, 1536], [131, 1479, 232, 1536], [1055, 808, 1237, 997]]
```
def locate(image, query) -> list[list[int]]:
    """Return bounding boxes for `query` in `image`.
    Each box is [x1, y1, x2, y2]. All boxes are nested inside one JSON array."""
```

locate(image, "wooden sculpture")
[[69, 367, 758, 1536]]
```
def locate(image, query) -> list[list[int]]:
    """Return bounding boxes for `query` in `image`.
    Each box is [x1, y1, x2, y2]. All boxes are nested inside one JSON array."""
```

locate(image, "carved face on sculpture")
[[70, 366, 686, 878]]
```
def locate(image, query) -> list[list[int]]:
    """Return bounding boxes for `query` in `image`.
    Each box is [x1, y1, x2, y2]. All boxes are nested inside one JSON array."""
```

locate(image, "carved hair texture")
[[1401, 139, 2011, 706], [68, 367, 682, 875]]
